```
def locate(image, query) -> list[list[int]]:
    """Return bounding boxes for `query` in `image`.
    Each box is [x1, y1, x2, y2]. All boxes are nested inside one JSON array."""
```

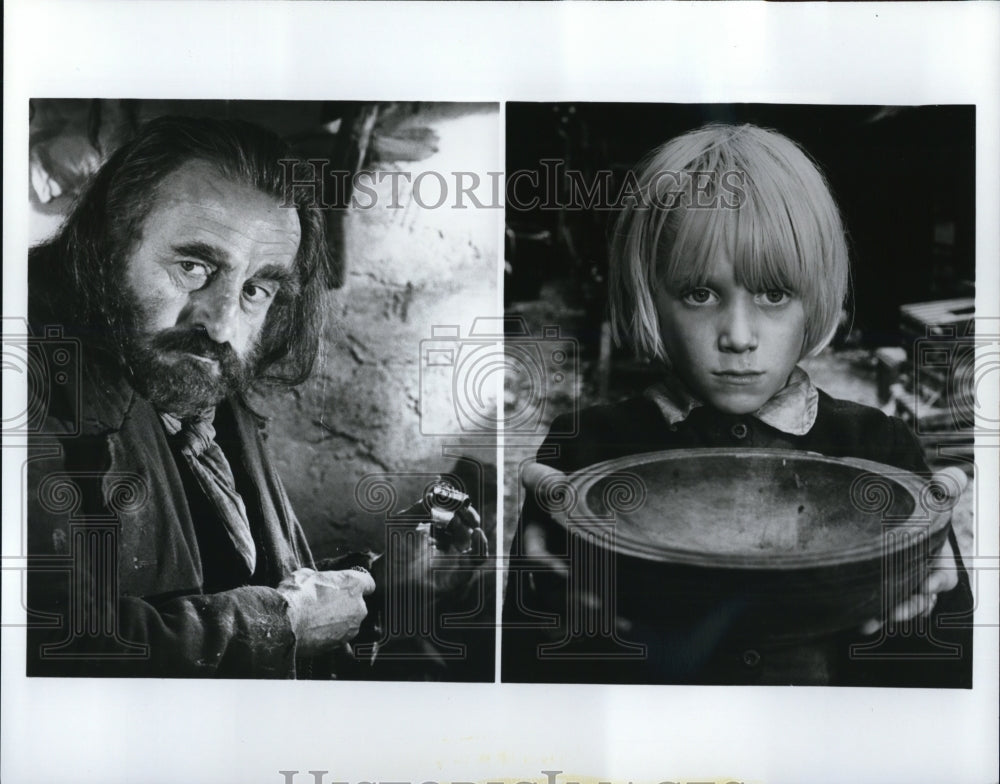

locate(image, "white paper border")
[[4, 3, 998, 784]]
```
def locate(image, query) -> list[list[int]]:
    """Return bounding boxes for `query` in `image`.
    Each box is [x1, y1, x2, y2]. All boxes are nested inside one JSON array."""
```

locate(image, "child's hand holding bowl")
[[859, 465, 967, 635]]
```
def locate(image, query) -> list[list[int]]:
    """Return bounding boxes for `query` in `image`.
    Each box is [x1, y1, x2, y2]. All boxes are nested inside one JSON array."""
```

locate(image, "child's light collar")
[[644, 366, 818, 436]]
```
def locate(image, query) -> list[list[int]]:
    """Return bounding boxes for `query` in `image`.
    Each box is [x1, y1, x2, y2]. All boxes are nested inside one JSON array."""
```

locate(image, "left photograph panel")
[[19, 98, 500, 680]]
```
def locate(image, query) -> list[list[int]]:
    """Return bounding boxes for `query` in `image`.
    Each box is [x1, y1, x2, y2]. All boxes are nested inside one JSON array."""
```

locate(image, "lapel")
[[105, 394, 206, 599], [224, 396, 314, 582], [72, 357, 312, 597]]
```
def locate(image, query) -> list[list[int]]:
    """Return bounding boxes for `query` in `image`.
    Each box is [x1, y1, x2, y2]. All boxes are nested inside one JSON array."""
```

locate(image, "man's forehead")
[[148, 158, 301, 257]]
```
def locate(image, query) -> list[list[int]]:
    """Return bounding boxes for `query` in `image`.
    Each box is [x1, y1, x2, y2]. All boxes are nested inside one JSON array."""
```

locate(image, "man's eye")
[[681, 288, 718, 305], [178, 260, 210, 279], [755, 289, 791, 306], [243, 282, 275, 304]]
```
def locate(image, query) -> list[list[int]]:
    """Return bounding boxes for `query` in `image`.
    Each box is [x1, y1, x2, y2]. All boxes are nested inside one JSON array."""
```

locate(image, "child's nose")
[[718, 301, 758, 353]]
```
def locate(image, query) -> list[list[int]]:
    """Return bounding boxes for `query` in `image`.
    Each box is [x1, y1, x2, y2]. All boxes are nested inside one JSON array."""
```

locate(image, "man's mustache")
[[146, 329, 244, 370]]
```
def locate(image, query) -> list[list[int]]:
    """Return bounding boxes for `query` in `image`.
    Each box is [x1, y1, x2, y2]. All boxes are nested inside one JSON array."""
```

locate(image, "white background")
[[3, 3, 999, 784]]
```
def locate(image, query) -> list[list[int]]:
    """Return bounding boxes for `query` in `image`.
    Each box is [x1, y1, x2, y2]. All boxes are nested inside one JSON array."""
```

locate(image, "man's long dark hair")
[[29, 115, 325, 387]]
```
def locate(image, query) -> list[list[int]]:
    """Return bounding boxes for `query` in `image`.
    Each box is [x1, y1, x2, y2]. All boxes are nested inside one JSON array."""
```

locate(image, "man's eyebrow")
[[171, 241, 231, 269]]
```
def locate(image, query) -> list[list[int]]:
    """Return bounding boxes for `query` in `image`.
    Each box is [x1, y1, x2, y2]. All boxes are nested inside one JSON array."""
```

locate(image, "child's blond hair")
[[609, 123, 850, 361]]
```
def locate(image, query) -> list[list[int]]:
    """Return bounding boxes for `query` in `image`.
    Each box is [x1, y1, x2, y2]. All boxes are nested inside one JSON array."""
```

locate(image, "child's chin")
[[705, 390, 770, 415]]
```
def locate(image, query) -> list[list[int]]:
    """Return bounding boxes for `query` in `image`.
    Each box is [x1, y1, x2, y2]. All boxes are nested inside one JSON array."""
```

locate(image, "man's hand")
[[385, 514, 485, 598], [860, 467, 967, 635], [278, 568, 376, 657]]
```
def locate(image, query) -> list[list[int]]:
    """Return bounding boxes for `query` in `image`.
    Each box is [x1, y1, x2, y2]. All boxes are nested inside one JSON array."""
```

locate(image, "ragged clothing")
[[26, 348, 314, 678]]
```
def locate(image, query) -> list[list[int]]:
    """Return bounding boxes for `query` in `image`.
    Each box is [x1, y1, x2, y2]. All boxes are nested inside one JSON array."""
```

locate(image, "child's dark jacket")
[[502, 387, 974, 687]]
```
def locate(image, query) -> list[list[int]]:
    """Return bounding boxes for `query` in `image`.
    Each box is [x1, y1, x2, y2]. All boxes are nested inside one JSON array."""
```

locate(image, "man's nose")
[[191, 285, 241, 345], [718, 299, 758, 353]]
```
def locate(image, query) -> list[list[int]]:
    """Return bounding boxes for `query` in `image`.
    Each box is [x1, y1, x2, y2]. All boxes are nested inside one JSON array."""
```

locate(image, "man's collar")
[[643, 366, 819, 436]]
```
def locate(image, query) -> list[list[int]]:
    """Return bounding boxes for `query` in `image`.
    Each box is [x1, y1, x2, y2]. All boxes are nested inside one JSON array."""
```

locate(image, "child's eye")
[[755, 289, 791, 306], [681, 288, 718, 306]]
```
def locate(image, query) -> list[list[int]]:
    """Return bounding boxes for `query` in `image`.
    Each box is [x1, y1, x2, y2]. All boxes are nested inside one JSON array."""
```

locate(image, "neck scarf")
[[160, 409, 257, 576]]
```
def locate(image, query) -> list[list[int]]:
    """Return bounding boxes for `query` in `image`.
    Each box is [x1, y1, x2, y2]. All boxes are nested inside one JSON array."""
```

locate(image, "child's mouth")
[[713, 370, 765, 385]]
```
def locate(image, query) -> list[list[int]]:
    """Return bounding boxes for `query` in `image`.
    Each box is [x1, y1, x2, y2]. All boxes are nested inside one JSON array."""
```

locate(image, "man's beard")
[[125, 329, 259, 419], [115, 291, 261, 419]]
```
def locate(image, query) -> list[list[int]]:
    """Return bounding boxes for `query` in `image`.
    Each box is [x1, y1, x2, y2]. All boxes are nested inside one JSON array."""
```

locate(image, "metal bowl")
[[551, 448, 952, 644]]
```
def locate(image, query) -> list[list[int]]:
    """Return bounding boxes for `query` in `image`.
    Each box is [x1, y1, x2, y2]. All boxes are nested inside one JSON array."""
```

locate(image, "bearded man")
[[25, 116, 380, 677]]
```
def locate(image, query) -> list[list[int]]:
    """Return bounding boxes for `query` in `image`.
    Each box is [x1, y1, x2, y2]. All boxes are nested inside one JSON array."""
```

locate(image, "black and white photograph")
[[502, 103, 976, 687], [3, 3, 998, 784], [22, 98, 499, 682]]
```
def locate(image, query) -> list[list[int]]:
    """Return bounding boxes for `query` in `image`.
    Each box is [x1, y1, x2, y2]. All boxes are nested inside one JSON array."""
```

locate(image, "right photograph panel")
[[501, 103, 976, 687]]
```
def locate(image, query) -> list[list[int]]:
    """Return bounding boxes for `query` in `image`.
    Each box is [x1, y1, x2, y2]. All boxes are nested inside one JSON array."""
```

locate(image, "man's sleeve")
[[25, 445, 300, 679], [26, 583, 298, 678]]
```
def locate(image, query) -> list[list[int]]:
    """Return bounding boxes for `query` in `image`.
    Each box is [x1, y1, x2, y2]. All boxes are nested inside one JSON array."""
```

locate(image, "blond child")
[[503, 124, 972, 686]]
